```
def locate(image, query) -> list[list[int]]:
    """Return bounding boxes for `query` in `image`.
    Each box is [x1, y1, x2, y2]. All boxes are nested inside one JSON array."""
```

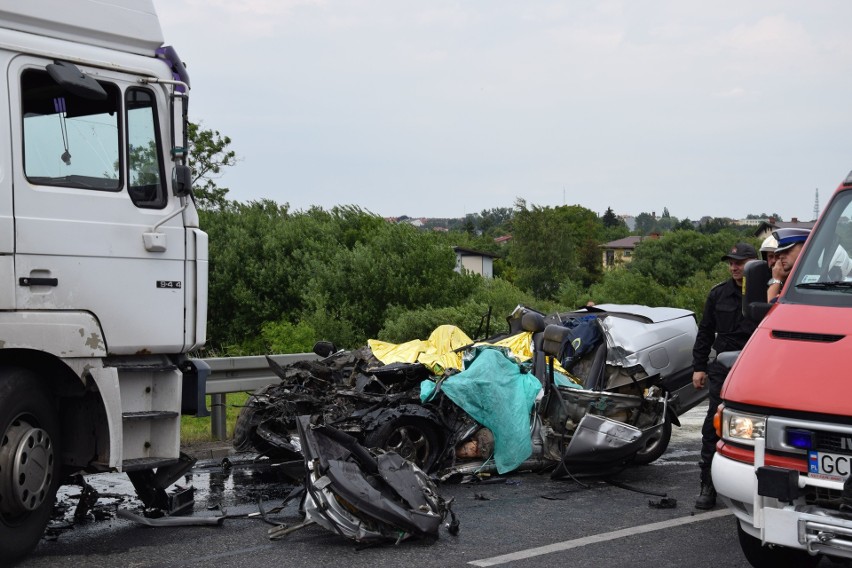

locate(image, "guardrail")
[[199, 353, 320, 439]]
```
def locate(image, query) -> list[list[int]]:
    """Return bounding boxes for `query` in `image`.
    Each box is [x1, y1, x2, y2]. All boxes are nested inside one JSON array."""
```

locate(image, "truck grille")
[[815, 431, 852, 453]]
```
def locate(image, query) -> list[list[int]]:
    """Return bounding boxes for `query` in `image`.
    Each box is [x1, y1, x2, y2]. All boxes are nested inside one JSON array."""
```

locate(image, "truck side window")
[[21, 69, 121, 191], [126, 88, 166, 209]]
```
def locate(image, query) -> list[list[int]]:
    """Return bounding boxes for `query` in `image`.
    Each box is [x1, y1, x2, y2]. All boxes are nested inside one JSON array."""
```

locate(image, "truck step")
[[105, 355, 178, 372], [122, 410, 179, 421], [122, 457, 181, 472]]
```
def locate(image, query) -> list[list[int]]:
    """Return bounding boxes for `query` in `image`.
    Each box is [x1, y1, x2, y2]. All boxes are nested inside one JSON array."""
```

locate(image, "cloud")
[[720, 14, 810, 56], [713, 87, 752, 99], [155, 0, 324, 37], [151, 0, 852, 222]]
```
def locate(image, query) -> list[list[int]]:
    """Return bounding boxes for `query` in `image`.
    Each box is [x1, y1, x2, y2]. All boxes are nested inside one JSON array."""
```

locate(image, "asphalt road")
[[13, 405, 808, 568]]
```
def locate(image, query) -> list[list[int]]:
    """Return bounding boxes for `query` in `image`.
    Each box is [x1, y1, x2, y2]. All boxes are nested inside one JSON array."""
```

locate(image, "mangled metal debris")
[[117, 509, 226, 527], [234, 304, 705, 481], [267, 415, 458, 544]]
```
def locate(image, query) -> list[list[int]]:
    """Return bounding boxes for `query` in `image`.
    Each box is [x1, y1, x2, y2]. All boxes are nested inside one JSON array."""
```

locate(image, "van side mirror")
[[172, 164, 192, 197], [742, 259, 772, 322]]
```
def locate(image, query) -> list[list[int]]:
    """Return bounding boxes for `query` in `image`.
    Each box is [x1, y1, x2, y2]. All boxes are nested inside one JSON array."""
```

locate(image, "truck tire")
[[364, 417, 440, 472], [736, 519, 820, 568], [0, 368, 60, 562], [632, 417, 672, 465]]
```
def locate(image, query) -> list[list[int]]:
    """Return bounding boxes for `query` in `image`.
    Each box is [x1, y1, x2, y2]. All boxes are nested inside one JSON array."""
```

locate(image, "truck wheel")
[[0, 368, 60, 561], [364, 417, 440, 472], [736, 519, 820, 568], [632, 417, 672, 465]]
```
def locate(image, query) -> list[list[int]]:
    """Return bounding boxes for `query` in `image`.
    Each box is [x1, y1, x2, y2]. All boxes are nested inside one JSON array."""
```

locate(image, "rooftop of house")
[[600, 236, 643, 249], [453, 246, 499, 258]]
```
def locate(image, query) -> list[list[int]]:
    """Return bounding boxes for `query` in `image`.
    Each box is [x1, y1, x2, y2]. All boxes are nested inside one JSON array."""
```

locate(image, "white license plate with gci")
[[809, 450, 852, 482]]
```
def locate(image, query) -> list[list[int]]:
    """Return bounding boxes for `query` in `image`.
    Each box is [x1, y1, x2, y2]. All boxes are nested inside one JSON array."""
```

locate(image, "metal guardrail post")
[[198, 352, 321, 439], [211, 393, 227, 440]]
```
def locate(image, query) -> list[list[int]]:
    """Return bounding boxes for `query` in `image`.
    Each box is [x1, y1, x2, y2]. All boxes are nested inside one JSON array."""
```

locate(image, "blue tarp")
[[420, 347, 542, 474]]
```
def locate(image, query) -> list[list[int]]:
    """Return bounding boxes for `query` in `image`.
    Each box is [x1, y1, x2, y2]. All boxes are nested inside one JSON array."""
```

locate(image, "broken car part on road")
[[266, 415, 458, 544]]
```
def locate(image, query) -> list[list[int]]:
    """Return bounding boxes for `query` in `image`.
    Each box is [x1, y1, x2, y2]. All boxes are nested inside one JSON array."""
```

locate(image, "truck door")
[[9, 56, 187, 354]]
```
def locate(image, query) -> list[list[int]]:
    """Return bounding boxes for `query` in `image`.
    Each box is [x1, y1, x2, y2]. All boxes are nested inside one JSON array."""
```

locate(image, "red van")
[[713, 173, 852, 567]]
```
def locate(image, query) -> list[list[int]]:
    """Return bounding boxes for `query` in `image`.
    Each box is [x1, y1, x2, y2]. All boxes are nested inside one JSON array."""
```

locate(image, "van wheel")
[[364, 417, 440, 472], [0, 368, 60, 562], [737, 519, 820, 568], [632, 418, 672, 465]]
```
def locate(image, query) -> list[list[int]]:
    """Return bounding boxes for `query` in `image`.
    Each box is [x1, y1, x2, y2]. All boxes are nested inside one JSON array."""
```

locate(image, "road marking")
[[468, 508, 733, 566]]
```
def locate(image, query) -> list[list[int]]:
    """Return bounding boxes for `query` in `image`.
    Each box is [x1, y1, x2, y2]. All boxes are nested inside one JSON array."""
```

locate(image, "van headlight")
[[721, 408, 766, 446]]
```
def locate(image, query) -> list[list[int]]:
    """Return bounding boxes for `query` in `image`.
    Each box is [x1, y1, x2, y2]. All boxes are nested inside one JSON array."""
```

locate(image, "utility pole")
[[813, 188, 819, 221]]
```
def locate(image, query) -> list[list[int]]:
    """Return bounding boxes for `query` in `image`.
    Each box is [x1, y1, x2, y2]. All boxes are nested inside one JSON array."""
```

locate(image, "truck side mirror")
[[743, 259, 772, 322], [172, 164, 192, 197]]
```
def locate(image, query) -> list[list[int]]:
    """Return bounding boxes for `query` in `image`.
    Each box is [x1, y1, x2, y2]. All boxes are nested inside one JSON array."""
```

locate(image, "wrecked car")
[[233, 304, 704, 479]]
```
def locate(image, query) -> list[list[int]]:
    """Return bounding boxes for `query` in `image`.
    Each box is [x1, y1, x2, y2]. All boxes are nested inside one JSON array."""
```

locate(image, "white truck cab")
[[0, 0, 207, 559]]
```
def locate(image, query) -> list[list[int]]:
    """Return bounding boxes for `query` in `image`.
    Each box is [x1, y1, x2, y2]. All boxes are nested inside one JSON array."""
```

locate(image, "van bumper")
[[714, 453, 852, 559]]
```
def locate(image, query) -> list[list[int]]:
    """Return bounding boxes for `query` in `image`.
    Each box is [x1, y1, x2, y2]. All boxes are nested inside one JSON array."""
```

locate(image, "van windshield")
[[786, 189, 852, 307]]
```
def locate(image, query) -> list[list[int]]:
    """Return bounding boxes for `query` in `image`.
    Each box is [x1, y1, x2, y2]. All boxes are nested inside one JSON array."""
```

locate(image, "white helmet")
[[760, 235, 777, 261]]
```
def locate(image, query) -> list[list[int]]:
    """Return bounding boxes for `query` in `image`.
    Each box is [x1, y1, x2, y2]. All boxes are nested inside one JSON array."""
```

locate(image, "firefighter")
[[691, 242, 758, 509]]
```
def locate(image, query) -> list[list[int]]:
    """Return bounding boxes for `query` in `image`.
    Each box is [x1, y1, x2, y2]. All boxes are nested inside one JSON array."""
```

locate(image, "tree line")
[[190, 124, 762, 355]]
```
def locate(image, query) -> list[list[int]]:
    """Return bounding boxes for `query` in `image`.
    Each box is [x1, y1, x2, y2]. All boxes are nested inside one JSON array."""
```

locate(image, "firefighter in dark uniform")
[[692, 242, 757, 509]]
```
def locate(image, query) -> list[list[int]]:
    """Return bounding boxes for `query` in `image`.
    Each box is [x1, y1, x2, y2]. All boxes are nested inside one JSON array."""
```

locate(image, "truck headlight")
[[721, 408, 766, 446]]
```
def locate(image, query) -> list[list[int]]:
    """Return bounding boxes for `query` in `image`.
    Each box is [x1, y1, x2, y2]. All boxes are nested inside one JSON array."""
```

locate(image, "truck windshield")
[[21, 69, 121, 191], [786, 189, 852, 307]]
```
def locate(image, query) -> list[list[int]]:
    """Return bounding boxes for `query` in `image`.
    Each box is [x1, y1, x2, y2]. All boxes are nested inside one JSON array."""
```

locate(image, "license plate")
[[808, 450, 852, 482]]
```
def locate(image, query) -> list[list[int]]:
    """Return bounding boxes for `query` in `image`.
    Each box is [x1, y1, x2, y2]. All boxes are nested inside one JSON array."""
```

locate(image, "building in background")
[[453, 246, 497, 278]]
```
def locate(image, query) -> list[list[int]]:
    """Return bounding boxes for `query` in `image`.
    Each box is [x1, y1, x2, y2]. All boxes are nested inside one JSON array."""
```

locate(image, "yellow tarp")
[[369, 325, 581, 386], [368, 325, 473, 374], [478, 332, 534, 362], [370, 326, 537, 373]]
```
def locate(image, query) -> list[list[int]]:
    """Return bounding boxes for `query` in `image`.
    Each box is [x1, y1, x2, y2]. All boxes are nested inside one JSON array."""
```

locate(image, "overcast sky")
[[153, 1, 852, 222]]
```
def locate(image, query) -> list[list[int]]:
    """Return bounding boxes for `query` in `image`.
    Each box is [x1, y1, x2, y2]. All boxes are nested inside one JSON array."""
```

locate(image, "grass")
[[180, 391, 251, 443]]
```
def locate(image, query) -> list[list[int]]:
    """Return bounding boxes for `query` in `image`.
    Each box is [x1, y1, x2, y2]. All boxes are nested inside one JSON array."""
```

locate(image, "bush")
[[378, 302, 489, 343], [589, 268, 672, 307]]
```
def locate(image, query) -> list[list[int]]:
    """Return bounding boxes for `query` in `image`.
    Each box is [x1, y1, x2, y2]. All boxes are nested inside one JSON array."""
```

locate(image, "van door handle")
[[19, 277, 58, 286]]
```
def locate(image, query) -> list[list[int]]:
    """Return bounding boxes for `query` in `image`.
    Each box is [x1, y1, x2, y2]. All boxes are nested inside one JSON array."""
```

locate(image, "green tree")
[[697, 217, 736, 234], [462, 214, 477, 236], [627, 230, 743, 288], [600, 208, 630, 242], [675, 218, 696, 231], [557, 278, 595, 309], [602, 206, 621, 228], [379, 277, 540, 342], [300, 221, 478, 347], [634, 212, 658, 235], [746, 212, 783, 221], [510, 204, 603, 299], [670, 264, 730, 321], [588, 268, 671, 307], [188, 122, 238, 210]]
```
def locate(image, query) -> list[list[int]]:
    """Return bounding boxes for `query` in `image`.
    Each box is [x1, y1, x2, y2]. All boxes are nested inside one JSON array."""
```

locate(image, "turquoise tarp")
[[420, 347, 542, 474]]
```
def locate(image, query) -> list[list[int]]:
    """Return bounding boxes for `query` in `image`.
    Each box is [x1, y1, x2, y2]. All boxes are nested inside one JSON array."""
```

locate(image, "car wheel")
[[233, 386, 279, 454], [736, 519, 820, 568], [232, 393, 265, 452], [0, 368, 60, 562], [364, 417, 440, 472], [632, 417, 672, 465]]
